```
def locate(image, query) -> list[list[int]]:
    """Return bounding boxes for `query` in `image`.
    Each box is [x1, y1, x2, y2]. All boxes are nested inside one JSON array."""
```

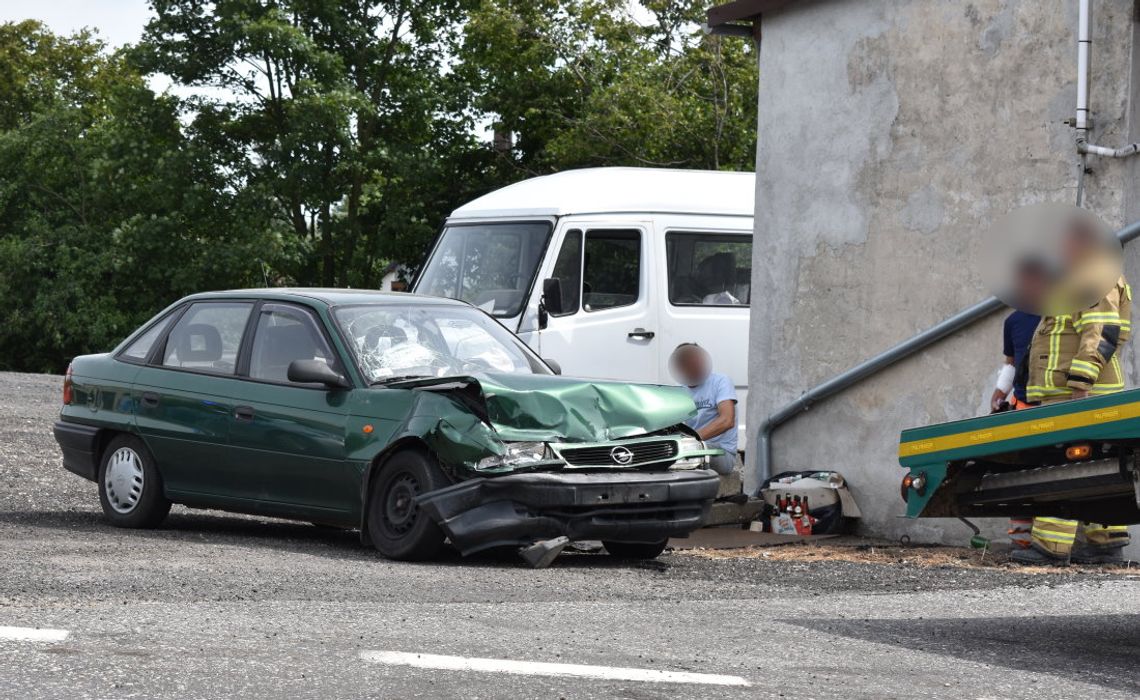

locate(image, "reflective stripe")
[[1090, 356, 1125, 395], [1032, 517, 1078, 554], [1074, 313, 1120, 329], [1026, 385, 1071, 400], [1045, 317, 1068, 390], [1068, 358, 1100, 378]]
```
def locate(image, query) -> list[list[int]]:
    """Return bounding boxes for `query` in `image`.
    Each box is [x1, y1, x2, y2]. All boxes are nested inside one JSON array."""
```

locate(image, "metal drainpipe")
[[1074, 0, 1139, 200], [753, 217, 1140, 487]]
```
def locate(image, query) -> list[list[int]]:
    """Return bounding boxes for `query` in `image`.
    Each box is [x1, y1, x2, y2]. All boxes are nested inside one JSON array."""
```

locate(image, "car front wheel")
[[367, 448, 449, 561], [97, 434, 171, 528], [603, 539, 669, 560]]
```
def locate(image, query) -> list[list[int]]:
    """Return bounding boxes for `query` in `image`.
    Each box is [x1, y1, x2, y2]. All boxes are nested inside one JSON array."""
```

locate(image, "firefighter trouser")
[[1030, 518, 1131, 557]]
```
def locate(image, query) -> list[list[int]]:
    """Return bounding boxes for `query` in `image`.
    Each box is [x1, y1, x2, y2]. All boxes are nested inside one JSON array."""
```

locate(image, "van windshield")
[[414, 222, 552, 318]]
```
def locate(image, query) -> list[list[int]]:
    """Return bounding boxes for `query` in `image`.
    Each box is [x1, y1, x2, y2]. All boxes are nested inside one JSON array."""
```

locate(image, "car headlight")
[[670, 437, 712, 470], [476, 441, 550, 471]]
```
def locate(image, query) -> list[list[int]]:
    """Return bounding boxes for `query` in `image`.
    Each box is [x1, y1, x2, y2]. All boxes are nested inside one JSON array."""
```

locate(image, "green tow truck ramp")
[[898, 390, 1140, 525]]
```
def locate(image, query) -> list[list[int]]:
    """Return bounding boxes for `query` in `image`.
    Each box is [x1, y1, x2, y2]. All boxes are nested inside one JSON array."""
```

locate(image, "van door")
[[535, 224, 660, 382], [658, 225, 752, 445]]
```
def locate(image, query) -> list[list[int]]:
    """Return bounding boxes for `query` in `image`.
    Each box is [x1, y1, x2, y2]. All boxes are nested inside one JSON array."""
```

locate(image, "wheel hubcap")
[[383, 474, 419, 535], [105, 447, 144, 514]]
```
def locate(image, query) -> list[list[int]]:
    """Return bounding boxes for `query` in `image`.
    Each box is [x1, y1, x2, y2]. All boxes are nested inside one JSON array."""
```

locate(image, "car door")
[[534, 225, 660, 382], [133, 301, 256, 501], [226, 302, 353, 518]]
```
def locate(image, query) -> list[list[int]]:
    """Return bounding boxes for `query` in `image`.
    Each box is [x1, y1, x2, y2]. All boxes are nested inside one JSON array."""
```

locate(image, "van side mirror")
[[287, 359, 350, 389], [541, 278, 563, 316], [544, 358, 562, 375]]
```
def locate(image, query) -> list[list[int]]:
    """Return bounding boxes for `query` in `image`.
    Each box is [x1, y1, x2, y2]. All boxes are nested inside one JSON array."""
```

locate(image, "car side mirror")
[[287, 359, 350, 389], [544, 358, 562, 375], [541, 278, 563, 316]]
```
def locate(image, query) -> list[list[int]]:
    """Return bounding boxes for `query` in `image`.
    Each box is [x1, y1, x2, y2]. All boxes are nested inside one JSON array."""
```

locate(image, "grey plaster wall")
[[747, 0, 1140, 543]]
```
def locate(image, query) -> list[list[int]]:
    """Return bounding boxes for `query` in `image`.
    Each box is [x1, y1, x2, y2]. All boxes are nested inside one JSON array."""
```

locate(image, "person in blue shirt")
[[669, 343, 738, 475], [990, 309, 1042, 411], [991, 309, 1041, 552]]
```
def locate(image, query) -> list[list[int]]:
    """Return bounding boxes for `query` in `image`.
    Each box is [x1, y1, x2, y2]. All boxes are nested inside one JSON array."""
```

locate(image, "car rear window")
[[120, 314, 176, 363]]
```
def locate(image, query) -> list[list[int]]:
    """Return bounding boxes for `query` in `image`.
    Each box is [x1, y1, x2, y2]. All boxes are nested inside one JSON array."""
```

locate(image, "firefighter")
[[1014, 275, 1133, 565]]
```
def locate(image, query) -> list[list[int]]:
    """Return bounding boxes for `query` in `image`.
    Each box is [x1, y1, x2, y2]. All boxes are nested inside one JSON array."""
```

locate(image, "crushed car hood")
[[389, 372, 696, 442]]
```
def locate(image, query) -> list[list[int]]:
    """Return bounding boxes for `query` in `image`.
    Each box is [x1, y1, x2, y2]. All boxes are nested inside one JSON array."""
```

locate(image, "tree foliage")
[[0, 2, 756, 372], [0, 21, 280, 372]]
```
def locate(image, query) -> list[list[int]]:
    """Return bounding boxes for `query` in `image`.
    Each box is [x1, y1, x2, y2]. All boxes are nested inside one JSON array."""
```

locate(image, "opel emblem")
[[610, 446, 634, 465]]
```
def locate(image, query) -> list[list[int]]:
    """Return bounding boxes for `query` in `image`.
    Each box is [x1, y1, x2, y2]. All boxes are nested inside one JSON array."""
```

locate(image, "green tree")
[[0, 21, 281, 372], [458, 0, 757, 175], [134, 0, 482, 288]]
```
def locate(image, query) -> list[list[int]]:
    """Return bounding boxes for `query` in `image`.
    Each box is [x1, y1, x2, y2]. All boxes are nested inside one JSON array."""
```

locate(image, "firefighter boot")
[[1071, 523, 1130, 565], [1011, 517, 1077, 566], [1010, 546, 1069, 566]]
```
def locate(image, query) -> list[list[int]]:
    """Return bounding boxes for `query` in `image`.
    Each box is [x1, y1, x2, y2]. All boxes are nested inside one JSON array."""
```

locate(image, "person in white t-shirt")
[[669, 343, 738, 475]]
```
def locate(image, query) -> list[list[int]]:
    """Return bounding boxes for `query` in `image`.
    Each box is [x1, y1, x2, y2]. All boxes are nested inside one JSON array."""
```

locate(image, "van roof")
[[449, 167, 755, 219]]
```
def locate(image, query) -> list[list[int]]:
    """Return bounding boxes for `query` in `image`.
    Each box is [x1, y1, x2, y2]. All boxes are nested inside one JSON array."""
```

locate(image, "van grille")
[[559, 440, 679, 467]]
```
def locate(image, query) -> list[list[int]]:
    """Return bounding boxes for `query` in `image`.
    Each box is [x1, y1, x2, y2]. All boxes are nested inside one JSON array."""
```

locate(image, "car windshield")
[[333, 303, 551, 383], [413, 222, 552, 318]]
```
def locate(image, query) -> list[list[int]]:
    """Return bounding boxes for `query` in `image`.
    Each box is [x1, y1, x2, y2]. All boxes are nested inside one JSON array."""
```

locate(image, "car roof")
[[181, 288, 467, 308], [449, 167, 755, 219]]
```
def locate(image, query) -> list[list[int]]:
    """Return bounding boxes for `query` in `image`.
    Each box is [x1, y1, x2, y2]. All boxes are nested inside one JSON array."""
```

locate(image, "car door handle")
[[233, 405, 255, 421], [628, 328, 655, 340], [140, 392, 160, 408]]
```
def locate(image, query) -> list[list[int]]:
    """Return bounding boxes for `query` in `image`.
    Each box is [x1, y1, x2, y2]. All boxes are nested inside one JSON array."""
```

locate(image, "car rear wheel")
[[367, 448, 449, 561], [602, 539, 669, 560], [97, 434, 171, 528]]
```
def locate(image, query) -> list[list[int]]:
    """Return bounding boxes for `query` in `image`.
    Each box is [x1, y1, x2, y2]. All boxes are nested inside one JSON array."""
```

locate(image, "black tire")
[[97, 434, 171, 528], [367, 448, 449, 561], [603, 539, 669, 560]]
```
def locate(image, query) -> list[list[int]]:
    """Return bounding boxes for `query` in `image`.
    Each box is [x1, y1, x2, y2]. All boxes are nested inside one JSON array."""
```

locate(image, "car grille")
[[558, 440, 679, 467]]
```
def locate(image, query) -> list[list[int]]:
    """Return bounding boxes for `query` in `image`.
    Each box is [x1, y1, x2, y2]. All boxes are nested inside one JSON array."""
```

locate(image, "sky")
[[0, 0, 151, 47]]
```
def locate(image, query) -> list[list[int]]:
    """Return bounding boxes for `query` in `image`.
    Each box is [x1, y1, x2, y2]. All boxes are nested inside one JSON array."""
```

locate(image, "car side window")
[[248, 305, 335, 384], [583, 229, 641, 312], [161, 302, 253, 375], [120, 313, 176, 363], [549, 229, 582, 316]]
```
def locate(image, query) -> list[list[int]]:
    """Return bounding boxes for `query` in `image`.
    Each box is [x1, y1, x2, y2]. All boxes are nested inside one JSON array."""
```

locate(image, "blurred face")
[[672, 346, 710, 386], [983, 203, 1121, 316], [1011, 261, 1051, 311]]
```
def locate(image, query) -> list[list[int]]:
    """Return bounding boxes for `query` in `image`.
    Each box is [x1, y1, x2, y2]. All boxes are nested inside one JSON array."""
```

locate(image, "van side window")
[[583, 230, 641, 312], [549, 230, 582, 316], [666, 232, 751, 306]]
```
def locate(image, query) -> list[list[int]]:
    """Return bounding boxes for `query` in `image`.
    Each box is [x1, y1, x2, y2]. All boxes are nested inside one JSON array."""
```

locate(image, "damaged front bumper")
[[416, 469, 720, 555]]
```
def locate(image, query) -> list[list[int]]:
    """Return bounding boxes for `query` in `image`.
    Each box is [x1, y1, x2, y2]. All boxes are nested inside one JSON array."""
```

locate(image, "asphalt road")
[[2, 371, 1140, 699]]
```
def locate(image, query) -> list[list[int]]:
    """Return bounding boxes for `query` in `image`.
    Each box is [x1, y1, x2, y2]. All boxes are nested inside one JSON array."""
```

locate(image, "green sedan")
[[53, 289, 721, 564]]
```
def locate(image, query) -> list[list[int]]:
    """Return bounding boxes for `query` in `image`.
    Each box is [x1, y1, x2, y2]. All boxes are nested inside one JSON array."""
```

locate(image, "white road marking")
[[359, 650, 750, 687], [0, 626, 69, 642]]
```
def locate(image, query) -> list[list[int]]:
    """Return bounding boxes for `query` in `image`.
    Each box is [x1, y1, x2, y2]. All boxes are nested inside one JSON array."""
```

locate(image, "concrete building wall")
[[746, 0, 1140, 544]]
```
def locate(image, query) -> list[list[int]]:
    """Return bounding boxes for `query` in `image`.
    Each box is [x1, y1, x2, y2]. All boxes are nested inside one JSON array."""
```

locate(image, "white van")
[[412, 167, 754, 449]]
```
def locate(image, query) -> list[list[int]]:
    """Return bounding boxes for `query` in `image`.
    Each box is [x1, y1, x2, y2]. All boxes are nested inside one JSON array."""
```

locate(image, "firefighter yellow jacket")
[[1027, 276, 1132, 402]]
